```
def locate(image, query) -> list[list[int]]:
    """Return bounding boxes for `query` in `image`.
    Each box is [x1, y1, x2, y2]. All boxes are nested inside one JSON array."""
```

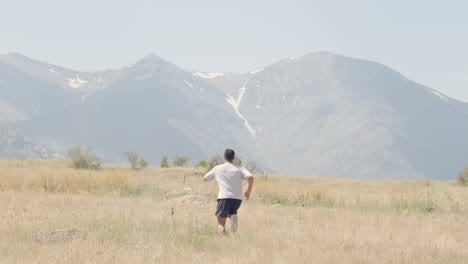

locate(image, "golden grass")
[[0, 159, 467, 263]]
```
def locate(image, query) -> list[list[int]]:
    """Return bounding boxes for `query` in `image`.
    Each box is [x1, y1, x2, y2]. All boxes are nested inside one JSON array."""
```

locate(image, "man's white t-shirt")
[[204, 162, 253, 200]]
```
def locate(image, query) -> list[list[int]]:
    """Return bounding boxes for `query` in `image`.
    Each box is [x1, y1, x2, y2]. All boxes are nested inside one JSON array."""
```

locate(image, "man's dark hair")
[[224, 149, 235, 162]]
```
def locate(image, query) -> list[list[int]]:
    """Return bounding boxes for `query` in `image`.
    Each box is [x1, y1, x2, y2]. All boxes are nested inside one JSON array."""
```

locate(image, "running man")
[[204, 149, 254, 234]]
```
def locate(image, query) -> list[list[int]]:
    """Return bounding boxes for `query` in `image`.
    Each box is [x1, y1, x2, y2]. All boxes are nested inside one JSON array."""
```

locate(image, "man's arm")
[[204, 168, 215, 181], [244, 176, 253, 200], [241, 168, 253, 200]]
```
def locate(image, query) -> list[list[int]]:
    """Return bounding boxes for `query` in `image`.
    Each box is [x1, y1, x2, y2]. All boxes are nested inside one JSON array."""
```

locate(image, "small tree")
[[207, 154, 224, 170], [160, 156, 169, 168], [172, 155, 190, 167], [245, 160, 262, 174], [68, 146, 101, 170], [196, 160, 208, 168], [139, 159, 149, 169], [233, 156, 242, 166], [124, 152, 149, 171], [457, 168, 468, 186]]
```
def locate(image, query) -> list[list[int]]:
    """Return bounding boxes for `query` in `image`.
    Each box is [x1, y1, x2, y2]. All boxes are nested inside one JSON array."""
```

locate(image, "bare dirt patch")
[[163, 194, 211, 207]]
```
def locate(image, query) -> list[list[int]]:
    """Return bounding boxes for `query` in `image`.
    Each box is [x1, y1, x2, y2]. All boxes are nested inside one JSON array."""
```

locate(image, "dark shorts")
[[215, 199, 242, 217]]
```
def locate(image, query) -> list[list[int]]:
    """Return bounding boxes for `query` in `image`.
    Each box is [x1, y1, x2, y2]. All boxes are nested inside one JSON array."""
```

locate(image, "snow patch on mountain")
[[192, 71, 224, 79], [428, 89, 449, 102], [256, 87, 263, 109], [49, 68, 61, 75], [225, 81, 256, 138], [293, 96, 301, 105], [183, 80, 196, 90], [67, 76, 88, 88], [250, 68, 264, 74]]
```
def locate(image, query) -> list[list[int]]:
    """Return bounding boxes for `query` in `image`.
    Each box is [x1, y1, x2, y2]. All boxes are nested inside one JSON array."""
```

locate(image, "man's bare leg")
[[217, 217, 227, 235], [230, 214, 238, 232]]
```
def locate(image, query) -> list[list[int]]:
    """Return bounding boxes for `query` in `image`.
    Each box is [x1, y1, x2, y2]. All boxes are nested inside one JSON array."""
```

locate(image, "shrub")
[[412, 193, 439, 213], [260, 172, 269, 181], [457, 168, 468, 186], [124, 152, 149, 171], [207, 154, 224, 170], [139, 159, 149, 169], [245, 160, 262, 174], [294, 190, 336, 208], [160, 156, 169, 168], [258, 191, 289, 205], [172, 156, 191, 167], [233, 156, 242, 166], [195, 160, 208, 168], [68, 146, 101, 170]]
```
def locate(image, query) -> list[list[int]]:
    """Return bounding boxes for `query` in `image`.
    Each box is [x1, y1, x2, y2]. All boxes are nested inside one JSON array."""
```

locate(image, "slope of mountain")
[[1, 51, 467, 179], [197, 52, 468, 180], [0, 59, 83, 123], [0, 53, 121, 91], [0, 122, 62, 159]]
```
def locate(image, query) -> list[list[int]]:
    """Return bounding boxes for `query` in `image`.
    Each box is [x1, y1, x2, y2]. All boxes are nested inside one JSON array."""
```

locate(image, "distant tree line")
[[68, 147, 148, 171], [159, 153, 262, 173], [66, 146, 263, 174]]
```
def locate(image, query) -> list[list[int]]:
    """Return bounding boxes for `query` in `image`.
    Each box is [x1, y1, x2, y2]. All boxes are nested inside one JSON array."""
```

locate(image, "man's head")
[[224, 149, 235, 163]]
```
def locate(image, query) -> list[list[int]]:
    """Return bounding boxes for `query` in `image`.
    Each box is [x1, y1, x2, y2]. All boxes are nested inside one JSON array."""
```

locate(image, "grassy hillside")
[[0, 159, 467, 263]]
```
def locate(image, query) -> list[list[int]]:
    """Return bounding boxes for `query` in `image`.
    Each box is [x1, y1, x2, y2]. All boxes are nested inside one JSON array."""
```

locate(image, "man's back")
[[204, 162, 252, 200]]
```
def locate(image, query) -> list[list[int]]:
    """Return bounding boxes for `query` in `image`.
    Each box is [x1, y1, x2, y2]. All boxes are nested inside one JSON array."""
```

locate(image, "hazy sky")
[[1, 0, 467, 102]]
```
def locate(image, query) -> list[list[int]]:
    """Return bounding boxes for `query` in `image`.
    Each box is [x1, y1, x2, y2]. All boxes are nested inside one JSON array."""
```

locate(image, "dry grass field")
[[0, 159, 467, 263]]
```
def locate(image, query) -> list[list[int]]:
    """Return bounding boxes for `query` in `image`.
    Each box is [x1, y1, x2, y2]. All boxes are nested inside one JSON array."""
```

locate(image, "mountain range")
[[1, 51, 467, 180]]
